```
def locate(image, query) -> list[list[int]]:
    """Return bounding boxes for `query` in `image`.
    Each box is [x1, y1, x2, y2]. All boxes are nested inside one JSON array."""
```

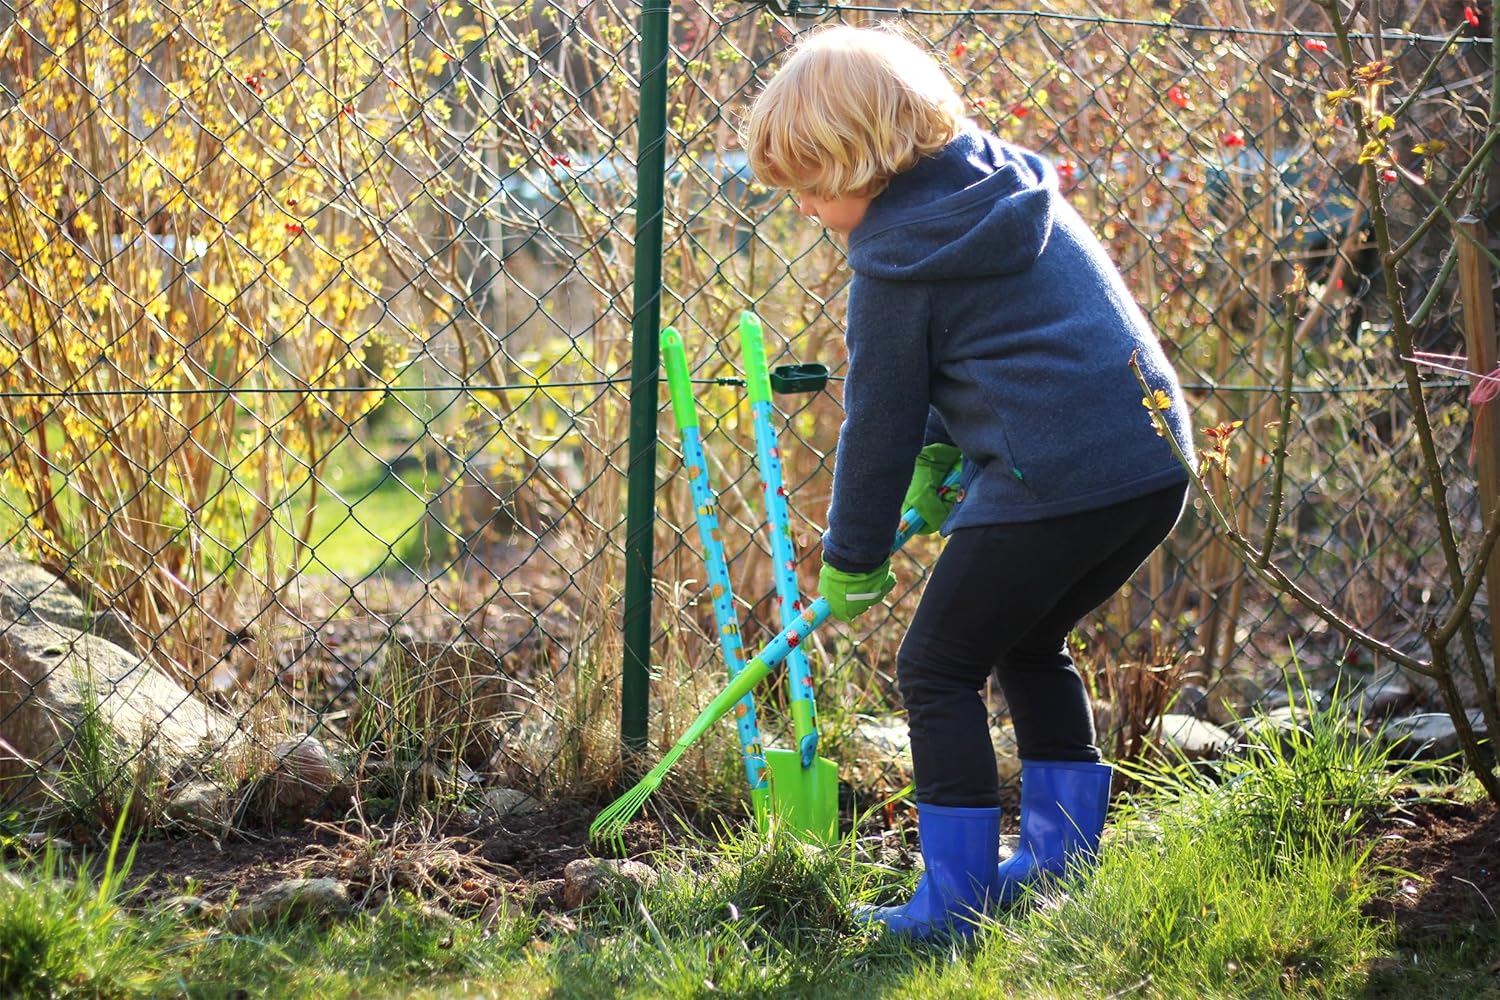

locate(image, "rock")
[[1340, 669, 1416, 720], [0, 551, 141, 656], [0, 620, 241, 803], [853, 718, 908, 752], [1383, 710, 1488, 761], [848, 717, 1018, 789], [166, 779, 231, 829], [1233, 705, 1309, 749], [845, 718, 913, 789], [227, 878, 352, 931], [155, 894, 216, 921], [561, 857, 658, 909], [1157, 714, 1236, 761], [1205, 675, 1266, 727], [481, 787, 543, 817], [251, 736, 352, 822], [1173, 684, 1212, 721], [416, 902, 458, 926], [1232, 705, 1373, 757]]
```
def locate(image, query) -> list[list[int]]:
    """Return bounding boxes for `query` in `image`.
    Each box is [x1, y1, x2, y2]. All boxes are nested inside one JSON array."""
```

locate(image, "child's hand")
[[903, 443, 963, 534], [819, 560, 896, 622]]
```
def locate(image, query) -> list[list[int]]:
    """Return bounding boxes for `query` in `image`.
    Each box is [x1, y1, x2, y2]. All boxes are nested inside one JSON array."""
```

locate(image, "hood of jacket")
[[847, 127, 1057, 281]]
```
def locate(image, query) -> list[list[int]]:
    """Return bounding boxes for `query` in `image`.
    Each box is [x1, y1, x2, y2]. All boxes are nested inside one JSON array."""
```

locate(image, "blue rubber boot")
[[855, 803, 1002, 940], [996, 760, 1113, 906]]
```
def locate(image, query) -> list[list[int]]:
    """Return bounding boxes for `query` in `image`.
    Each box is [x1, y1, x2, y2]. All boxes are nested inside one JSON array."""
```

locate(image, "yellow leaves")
[[1375, 114, 1395, 135], [1323, 86, 1357, 109], [82, 282, 113, 313], [1357, 138, 1386, 164], [1141, 388, 1173, 412], [1350, 60, 1393, 87], [204, 282, 238, 306], [1411, 139, 1447, 157]]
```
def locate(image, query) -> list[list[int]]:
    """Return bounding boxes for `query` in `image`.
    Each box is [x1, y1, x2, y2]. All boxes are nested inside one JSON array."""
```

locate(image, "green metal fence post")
[[621, 0, 672, 751]]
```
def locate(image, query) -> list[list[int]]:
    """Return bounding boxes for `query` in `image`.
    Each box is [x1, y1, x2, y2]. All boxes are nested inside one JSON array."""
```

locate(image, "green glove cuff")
[[818, 560, 897, 623]]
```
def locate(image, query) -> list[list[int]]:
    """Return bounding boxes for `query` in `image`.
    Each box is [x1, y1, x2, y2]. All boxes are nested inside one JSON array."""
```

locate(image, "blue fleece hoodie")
[[821, 127, 1195, 573]]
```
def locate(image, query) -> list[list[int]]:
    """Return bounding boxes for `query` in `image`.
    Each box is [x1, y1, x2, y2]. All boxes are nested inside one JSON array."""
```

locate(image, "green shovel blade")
[[763, 748, 839, 845]]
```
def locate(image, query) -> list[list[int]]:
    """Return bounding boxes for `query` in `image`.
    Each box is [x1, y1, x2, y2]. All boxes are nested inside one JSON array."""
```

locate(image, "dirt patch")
[[127, 799, 671, 911], [1366, 794, 1500, 941]]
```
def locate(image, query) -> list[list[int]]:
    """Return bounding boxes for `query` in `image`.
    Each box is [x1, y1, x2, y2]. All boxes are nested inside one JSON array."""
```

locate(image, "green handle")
[[661, 327, 698, 430], [737, 311, 772, 405], [675, 656, 772, 749]]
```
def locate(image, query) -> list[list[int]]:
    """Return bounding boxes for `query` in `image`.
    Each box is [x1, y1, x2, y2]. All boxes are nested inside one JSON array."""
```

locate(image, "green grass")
[[0, 412, 446, 581], [0, 817, 181, 999], [295, 448, 445, 577], [2, 695, 1481, 999]]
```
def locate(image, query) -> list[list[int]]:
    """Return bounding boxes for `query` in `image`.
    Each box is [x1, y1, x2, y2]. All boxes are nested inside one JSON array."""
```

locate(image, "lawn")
[[4, 701, 1499, 1000]]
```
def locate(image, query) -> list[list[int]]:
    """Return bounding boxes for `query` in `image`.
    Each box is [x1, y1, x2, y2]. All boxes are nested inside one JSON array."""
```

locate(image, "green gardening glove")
[[819, 559, 897, 623], [903, 443, 963, 534]]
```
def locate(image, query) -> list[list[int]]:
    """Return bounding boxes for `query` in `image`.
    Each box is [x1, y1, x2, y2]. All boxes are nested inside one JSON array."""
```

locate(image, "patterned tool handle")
[[660, 326, 767, 791], [738, 311, 821, 768]]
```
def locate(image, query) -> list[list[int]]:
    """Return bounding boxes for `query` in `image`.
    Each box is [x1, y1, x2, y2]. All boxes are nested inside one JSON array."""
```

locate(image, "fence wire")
[[0, 0, 1493, 833]]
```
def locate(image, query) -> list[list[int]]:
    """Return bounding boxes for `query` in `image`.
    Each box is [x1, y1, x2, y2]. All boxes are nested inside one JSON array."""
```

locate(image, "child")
[[746, 25, 1195, 939]]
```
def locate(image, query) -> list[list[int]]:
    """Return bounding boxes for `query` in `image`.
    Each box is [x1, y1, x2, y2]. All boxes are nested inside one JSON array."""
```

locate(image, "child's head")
[[746, 25, 966, 200]]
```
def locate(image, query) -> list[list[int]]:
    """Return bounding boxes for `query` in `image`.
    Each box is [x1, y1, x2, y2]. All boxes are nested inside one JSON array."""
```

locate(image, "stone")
[[155, 894, 217, 921], [481, 787, 543, 817], [226, 877, 352, 931], [845, 717, 913, 789], [1340, 669, 1416, 720], [1383, 710, 1488, 761], [561, 857, 658, 909], [1233, 705, 1310, 748], [252, 735, 352, 822], [1205, 675, 1267, 727], [1174, 683, 1212, 721], [165, 779, 231, 829], [0, 551, 141, 656], [991, 722, 1021, 784], [0, 620, 241, 803], [524, 878, 567, 911], [1157, 714, 1236, 761]]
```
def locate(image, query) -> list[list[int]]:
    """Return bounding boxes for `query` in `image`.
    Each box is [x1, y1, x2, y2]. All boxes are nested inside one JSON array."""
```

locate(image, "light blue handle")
[[661, 333, 767, 792], [739, 312, 821, 767]]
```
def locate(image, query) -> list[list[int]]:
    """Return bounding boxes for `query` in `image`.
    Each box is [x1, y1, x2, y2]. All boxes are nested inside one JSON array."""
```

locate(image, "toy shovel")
[[739, 311, 837, 844]]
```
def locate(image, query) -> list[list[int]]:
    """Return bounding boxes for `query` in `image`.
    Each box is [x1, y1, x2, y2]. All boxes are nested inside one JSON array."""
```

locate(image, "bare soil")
[[127, 800, 671, 912], [1365, 793, 1500, 943]]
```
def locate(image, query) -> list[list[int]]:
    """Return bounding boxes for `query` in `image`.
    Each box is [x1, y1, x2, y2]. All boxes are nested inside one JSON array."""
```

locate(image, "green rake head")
[[589, 656, 775, 847]]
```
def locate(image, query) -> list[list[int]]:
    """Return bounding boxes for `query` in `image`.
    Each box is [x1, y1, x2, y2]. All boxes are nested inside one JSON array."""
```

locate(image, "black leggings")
[[896, 482, 1188, 807]]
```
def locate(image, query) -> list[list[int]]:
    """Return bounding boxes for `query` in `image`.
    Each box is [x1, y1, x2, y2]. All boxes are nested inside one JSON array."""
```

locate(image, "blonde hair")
[[746, 25, 966, 199]]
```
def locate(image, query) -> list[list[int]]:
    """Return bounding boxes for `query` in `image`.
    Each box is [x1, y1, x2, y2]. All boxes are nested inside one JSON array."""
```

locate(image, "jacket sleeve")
[[821, 276, 932, 573]]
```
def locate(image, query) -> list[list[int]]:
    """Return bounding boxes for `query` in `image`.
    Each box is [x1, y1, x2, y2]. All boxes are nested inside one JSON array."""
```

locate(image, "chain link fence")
[[0, 0, 1493, 834]]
